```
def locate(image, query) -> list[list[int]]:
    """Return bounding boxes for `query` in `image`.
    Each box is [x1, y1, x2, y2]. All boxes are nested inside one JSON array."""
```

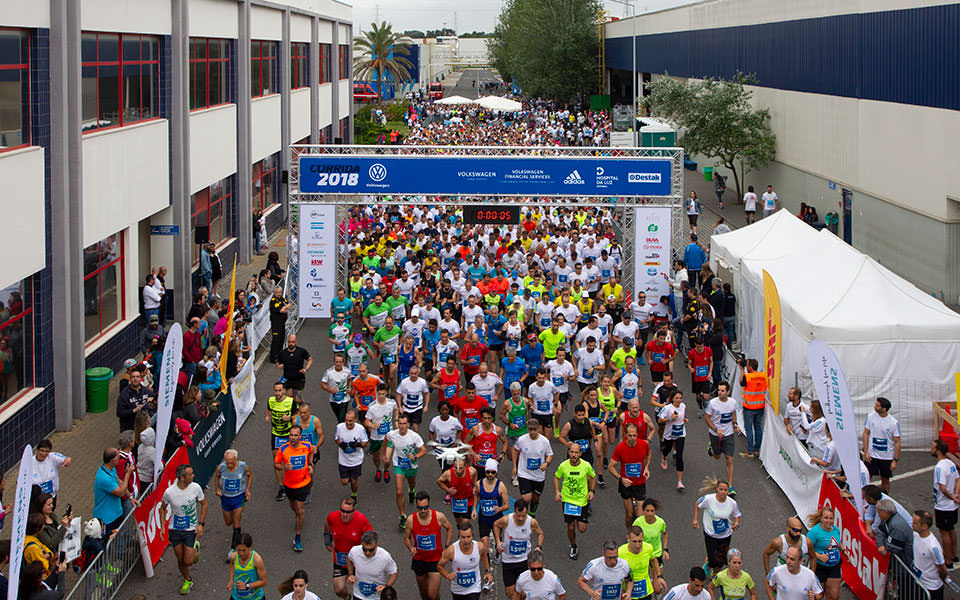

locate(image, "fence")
[[884, 553, 931, 600]]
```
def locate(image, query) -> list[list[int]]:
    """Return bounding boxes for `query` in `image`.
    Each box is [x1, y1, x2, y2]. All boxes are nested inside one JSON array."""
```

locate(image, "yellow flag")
[[219, 256, 237, 393], [762, 269, 782, 414], [955, 372, 960, 424]]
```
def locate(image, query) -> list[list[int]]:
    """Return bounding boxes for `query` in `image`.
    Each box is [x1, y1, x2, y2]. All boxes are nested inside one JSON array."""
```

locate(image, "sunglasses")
[[790, 528, 802, 533], [529, 567, 544, 573], [362, 546, 377, 554], [417, 505, 430, 511], [340, 508, 355, 514]]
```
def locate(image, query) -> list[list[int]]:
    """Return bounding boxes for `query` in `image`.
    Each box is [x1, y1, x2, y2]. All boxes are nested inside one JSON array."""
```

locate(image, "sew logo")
[[311, 259, 324, 266], [564, 170, 585, 185], [629, 173, 661, 183]]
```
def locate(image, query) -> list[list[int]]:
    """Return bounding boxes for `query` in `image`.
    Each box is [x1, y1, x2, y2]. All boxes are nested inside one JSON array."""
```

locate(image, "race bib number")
[[631, 579, 649, 599], [172, 515, 191, 530], [223, 478, 242, 495], [469, 355, 481, 366], [624, 463, 643, 478], [540, 317, 551, 326], [360, 394, 374, 408], [576, 438, 590, 453], [695, 365, 709, 378], [508, 539, 528, 556], [383, 355, 395, 365], [333, 391, 345, 403], [582, 368, 592, 379], [480, 498, 498, 516], [404, 394, 421, 409], [38, 480, 54, 494], [377, 421, 390, 435], [335, 551, 348, 566], [452, 498, 469, 513], [826, 546, 841, 565], [343, 444, 356, 454], [357, 581, 378, 596], [652, 352, 664, 363], [602, 269, 611, 278], [334, 341, 346, 352], [465, 417, 479, 430], [671, 424, 685, 437], [624, 388, 636, 400], [273, 436, 288, 449], [526, 457, 542, 470], [445, 385, 457, 398], [712, 519, 730, 535], [456, 570, 477, 588], [290, 455, 306, 470], [563, 502, 582, 517], [872, 437, 888, 452], [552, 376, 564, 387], [416, 534, 437, 551], [601, 583, 622, 600], [535, 399, 551, 413], [397, 456, 412, 470]]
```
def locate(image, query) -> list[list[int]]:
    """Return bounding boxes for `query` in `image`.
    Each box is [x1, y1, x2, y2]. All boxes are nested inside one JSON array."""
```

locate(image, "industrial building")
[[0, 0, 353, 469], [605, 0, 959, 304]]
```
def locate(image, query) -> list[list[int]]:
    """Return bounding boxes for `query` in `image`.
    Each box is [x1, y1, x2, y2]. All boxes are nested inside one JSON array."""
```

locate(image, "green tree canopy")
[[488, 0, 600, 104], [645, 73, 776, 201], [353, 21, 414, 105]]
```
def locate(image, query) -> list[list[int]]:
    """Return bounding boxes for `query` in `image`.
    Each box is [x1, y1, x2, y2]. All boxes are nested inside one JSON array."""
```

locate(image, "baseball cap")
[[528, 334, 537, 340], [123, 358, 137, 369], [353, 333, 364, 342], [607, 294, 616, 301]]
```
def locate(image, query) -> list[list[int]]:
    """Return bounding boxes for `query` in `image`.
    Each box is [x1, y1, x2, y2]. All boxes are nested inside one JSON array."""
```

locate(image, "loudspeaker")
[[281, 170, 289, 184], [334, 137, 343, 144], [195, 226, 209, 244]]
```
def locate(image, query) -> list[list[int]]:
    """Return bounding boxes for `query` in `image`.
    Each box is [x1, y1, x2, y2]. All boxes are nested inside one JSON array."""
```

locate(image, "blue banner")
[[298, 155, 673, 197]]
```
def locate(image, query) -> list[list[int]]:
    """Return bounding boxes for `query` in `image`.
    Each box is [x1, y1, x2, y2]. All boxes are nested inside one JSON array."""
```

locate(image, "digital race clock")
[[462, 205, 520, 225]]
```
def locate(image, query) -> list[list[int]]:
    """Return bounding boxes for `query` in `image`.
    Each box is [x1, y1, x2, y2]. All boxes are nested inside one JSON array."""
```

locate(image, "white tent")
[[434, 95, 475, 105], [475, 95, 522, 112], [712, 211, 960, 447]]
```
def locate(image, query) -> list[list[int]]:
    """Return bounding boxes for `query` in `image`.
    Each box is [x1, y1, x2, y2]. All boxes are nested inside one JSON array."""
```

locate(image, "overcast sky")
[[349, 0, 698, 34]]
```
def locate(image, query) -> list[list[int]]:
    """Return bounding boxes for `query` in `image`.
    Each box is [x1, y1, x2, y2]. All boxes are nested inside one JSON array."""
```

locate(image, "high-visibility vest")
[[742, 371, 768, 410]]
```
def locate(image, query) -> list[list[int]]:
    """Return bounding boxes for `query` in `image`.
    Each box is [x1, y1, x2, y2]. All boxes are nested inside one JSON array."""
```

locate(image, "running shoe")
[[398, 515, 407, 529], [293, 535, 303, 552], [569, 545, 578, 560], [275, 487, 285, 502], [512, 475, 519, 487], [443, 494, 451, 505], [179, 579, 194, 595], [482, 579, 493, 592], [225, 549, 236, 563], [661, 457, 668, 470], [597, 473, 606, 488], [375, 469, 382, 482], [384, 470, 391, 483], [553, 426, 560, 438], [738, 451, 753, 459], [677, 481, 685, 491], [305, 492, 312, 505], [728, 486, 737, 497]]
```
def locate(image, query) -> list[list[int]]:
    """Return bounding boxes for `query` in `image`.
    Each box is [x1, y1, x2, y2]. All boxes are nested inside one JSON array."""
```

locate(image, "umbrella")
[[475, 96, 522, 112], [435, 95, 475, 105]]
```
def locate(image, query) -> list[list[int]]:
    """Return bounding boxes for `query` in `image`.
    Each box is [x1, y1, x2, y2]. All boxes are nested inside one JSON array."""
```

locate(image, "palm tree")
[[353, 21, 415, 105]]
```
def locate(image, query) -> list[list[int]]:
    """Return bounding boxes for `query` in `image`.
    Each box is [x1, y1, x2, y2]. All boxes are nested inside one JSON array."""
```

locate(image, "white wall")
[[149, 206, 176, 274], [250, 5, 282, 41], [81, 0, 171, 35], [319, 82, 333, 128], [317, 20, 333, 44], [0, 147, 45, 288], [281, 0, 351, 22], [251, 94, 282, 163], [291, 14, 312, 42], [290, 88, 311, 141], [0, 0, 49, 28], [82, 120, 170, 246], [189, 0, 238, 39], [189, 104, 238, 194], [338, 23, 350, 42], [338, 81, 349, 119]]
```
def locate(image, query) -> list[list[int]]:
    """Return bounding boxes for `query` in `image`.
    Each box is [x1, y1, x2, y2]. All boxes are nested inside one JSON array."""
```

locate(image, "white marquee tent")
[[475, 96, 522, 112], [712, 210, 960, 448]]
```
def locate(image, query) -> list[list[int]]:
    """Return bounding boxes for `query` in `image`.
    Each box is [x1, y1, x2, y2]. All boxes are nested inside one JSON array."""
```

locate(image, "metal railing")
[[884, 553, 931, 600]]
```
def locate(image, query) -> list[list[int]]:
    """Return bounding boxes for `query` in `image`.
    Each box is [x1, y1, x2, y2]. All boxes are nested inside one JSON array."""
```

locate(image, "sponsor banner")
[[720, 347, 746, 432], [219, 256, 237, 393], [135, 447, 189, 577], [818, 475, 887, 600], [58, 516, 83, 563], [250, 296, 271, 349], [8, 445, 34, 600], [299, 155, 673, 197], [187, 394, 237, 486], [807, 340, 864, 515], [232, 357, 257, 434], [632, 207, 672, 311], [154, 323, 183, 483], [609, 131, 636, 148], [762, 270, 783, 414], [299, 204, 337, 318], [759, 405, 823, 521]]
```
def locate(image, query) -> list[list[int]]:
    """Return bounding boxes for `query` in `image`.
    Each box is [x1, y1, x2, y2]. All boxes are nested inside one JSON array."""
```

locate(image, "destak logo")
[[629, 173, 662, 183], [564, 170, 585, 185], [369, 163, 388, 182]]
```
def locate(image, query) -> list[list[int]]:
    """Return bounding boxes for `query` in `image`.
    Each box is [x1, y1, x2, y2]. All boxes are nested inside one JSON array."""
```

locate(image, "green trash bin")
[[703, 166, 714, 181], [86, 367, 113, 413]]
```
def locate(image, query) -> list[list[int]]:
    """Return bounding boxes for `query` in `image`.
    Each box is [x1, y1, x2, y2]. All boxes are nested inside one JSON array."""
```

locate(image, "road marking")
[[888, 465, 935, 482]]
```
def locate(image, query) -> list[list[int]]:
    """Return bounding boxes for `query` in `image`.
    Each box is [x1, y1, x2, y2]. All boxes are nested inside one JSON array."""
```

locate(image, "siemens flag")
[[299, 155, 673, 197]]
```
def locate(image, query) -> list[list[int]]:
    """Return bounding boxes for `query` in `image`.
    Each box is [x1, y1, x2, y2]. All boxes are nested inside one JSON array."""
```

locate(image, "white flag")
[[154, 322, 183, 482], [8, 445, 35, 600]]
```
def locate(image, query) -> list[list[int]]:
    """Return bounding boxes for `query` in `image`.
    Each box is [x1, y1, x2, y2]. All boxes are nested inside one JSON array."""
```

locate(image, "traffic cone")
[[939, 406, 959, 454]]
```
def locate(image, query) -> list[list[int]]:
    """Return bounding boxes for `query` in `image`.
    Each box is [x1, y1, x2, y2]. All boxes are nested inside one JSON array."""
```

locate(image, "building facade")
[[0, 0, 353, 469], [605, 0, 960, 304]]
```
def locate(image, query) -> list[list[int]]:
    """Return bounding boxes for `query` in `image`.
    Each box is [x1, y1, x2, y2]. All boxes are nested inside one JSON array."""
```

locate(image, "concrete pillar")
[[280, 10, 291, 218], [309, 17, 320, 144], [49, 0, 84, 428], [346, 23, 354, 143], [331, 22, 339, 141], [236, 0, 253, 263], [170, 0, 193, 320]]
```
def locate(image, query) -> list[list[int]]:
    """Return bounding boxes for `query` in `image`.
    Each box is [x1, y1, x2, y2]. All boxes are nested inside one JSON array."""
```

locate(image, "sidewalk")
[[2, 231, 289, 529]]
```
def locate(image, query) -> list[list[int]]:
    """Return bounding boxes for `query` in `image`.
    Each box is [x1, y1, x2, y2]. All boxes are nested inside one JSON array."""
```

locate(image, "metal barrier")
[[884, 553, 931, 600], [64, 495, 148, 600]]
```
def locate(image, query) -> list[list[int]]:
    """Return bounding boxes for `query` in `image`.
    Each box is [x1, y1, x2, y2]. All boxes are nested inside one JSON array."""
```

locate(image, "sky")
[[349, 0, 698, 35]]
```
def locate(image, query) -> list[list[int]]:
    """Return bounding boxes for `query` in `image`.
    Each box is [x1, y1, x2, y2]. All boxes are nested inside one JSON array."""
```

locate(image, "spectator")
[[32, 492, 70, 552], [142, 273, 163, 322], [30, 439, 70, 506], [116, 369, 156, 431], [23, 512, 53, 577], [137, 427, 157, 488], [186, 291, 209, 323], [140, 314, 165, 354], [722, 283, 736, 345], [877, 498, 914, 565], [266, 251, 285, 284], [182, 317, 204, 377], [93, 448, 137, 536], [18, 558, 66, 600], [199, 244, 213, 292], [683, 234, 706, 289]]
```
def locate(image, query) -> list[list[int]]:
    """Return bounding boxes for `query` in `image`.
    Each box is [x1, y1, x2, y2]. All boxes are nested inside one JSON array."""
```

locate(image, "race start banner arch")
[[289, 145, 684, 318]]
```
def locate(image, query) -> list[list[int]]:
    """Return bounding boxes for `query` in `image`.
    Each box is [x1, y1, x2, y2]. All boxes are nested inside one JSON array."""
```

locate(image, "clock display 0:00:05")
[[463, 206, 520, 224]]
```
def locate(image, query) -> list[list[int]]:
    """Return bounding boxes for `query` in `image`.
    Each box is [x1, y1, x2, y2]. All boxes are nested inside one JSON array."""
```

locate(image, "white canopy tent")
[[475, 95, 522, 112], [434, 95, 475, 105], [712, 211, 960, 448]]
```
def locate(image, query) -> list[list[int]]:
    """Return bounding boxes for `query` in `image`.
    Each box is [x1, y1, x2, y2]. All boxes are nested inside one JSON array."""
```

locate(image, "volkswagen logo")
[[369, 163, 387, 182]]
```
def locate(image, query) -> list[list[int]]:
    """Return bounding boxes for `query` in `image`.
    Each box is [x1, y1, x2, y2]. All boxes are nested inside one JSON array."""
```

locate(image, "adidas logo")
[[564, 170, 585, 185]]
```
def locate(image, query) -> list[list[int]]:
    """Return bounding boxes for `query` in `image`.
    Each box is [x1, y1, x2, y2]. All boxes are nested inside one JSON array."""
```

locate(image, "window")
[[189, 38, 231, 110], [319, 43, 332, 84], [0, 276, 35, 406], [83, 233, 125, 343], [191, 176, 233, 263], [251, 40, 277, 97], [81, 33, 159, 131], [252, 154, 277, 211], [0, 29, 29, 150], [319, 124, 332, 144], [338, 44, 349, 79], [291, 42, 308, 89], [339, 116, 349, 143]]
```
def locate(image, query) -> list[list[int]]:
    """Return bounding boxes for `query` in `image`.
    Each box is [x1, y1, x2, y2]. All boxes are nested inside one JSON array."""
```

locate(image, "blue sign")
[[149, 225, 180, 235], [298, 155, 672, 197]]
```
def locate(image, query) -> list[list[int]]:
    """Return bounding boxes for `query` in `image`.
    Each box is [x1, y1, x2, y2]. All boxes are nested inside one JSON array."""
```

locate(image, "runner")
[[931, 438, 960, 567], [514, 549, 567, 600], [374, 315, 403, 390], [226, 533, 267, 600], [633, 499, 669, 569], [428, 400, 465, 457], [350, 363, 382, 423], [384, 413, 427, 528], [471, 362, 504, 409], [474, 458, 511, 559], [651, 371, 679, 443], [576, 540, 633, 600], [396, 364, 431, 432], [160, 464, 208, 595], [581, 386, 610, 485], [620, 398, 656, 446], [404, 491, 455, 600], [862, 397, 901, 493], [493, 498, 544, 599], [294, 402, 325, 458], [397, 334, 423, 383], [619, 526, 664, 600], [266, 381, 296, 501], [512, 419, 554, 517], [465, 407, 507, 465], [687, 337, 713, 416], [912, 510, 949, 600], [460, 332, 489, 382], [324, 497, 373, 600], [346, 530, 399, 600], [704, 382, 738, 493], [597, 375, 622, 467], [500, 346, 528, 393], [438, 521, 494, 599], [807, 506, 849, 600], [273, 426, 314, 551], [545, 347, 575, 422], [500, 381, 531, 479], [658, 390, 688, 489], [573, 335, 606, 395], [328, 312, 351, 353], [213, 449, 252, 560], [764, 547, 822, 600], [609, 422, 652, 529], [559, 403, 601, 470], [345, 334, 372, 378], [529, 368, 560, 440], [437, 457, 477, 525], [431, 356, 463, 406], [363, 383, 398, 483], [276, 334, 312, 394], [644, 329, 676, 384], [662, 567, 711, 600], [708, 548, 755, 600], [334, 409, 369, 501], [554, 443, 596, 560], [761, 517, 816, 575], [693, 477, 741, 579]]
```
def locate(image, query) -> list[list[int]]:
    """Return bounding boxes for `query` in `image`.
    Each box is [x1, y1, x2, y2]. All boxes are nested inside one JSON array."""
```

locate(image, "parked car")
[[353, 82, 378, 102]]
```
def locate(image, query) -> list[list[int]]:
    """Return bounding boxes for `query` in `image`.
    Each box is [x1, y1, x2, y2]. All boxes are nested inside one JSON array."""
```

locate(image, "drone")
[[427, 441, 474, 469]]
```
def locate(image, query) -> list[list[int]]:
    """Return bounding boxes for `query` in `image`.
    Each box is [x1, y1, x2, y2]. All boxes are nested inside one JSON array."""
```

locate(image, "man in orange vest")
[[739, 358, 768, 459]]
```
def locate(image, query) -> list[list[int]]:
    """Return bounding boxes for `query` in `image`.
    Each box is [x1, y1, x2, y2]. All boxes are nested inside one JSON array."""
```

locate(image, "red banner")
[[134, 447, 189, 577], [817, 475, 888, 599]]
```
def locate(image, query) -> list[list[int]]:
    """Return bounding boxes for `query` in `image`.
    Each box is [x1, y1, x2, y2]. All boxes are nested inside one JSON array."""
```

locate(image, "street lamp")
[[607, 0, 637, 145]]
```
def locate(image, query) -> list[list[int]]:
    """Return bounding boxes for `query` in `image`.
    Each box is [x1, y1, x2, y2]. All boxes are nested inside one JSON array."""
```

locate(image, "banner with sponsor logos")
[[762, 270, 783, 414], [298, 155, 673, 197], [154, 322, 182, 483], [135, 446, 189, 577], [8, 445, 34, 599], [298, 203, 337, 318], [632, 207, 672, 311], [249, 294, 272, 349], [187, 393, 238, 486], [818, 475, 887, 600], [231, 356, 257, 433], [759, 405, 824, 522], [807, 340, 864, 515]]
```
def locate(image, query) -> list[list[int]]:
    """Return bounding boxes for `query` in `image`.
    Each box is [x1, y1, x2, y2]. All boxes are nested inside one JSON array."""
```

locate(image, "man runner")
[[512, 419, 554, 517], [554, 444, 596, 560], [324, 497, 373, 600], [493, 498, 544, 600], [385, 413, 427, 528], [273, 426, 315, 551], [404, 491, 455, 600], [160, 464, 207, 595]]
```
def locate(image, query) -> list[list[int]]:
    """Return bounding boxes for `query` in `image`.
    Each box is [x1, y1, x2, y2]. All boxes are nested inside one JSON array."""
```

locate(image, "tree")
[[425, 28, 456, 38], [488, 0, 600, 104], [402, 30, 426, 39], [645, 73, 776, 201], [353, 21, 415, 105], [460, 31, 489, 38]]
